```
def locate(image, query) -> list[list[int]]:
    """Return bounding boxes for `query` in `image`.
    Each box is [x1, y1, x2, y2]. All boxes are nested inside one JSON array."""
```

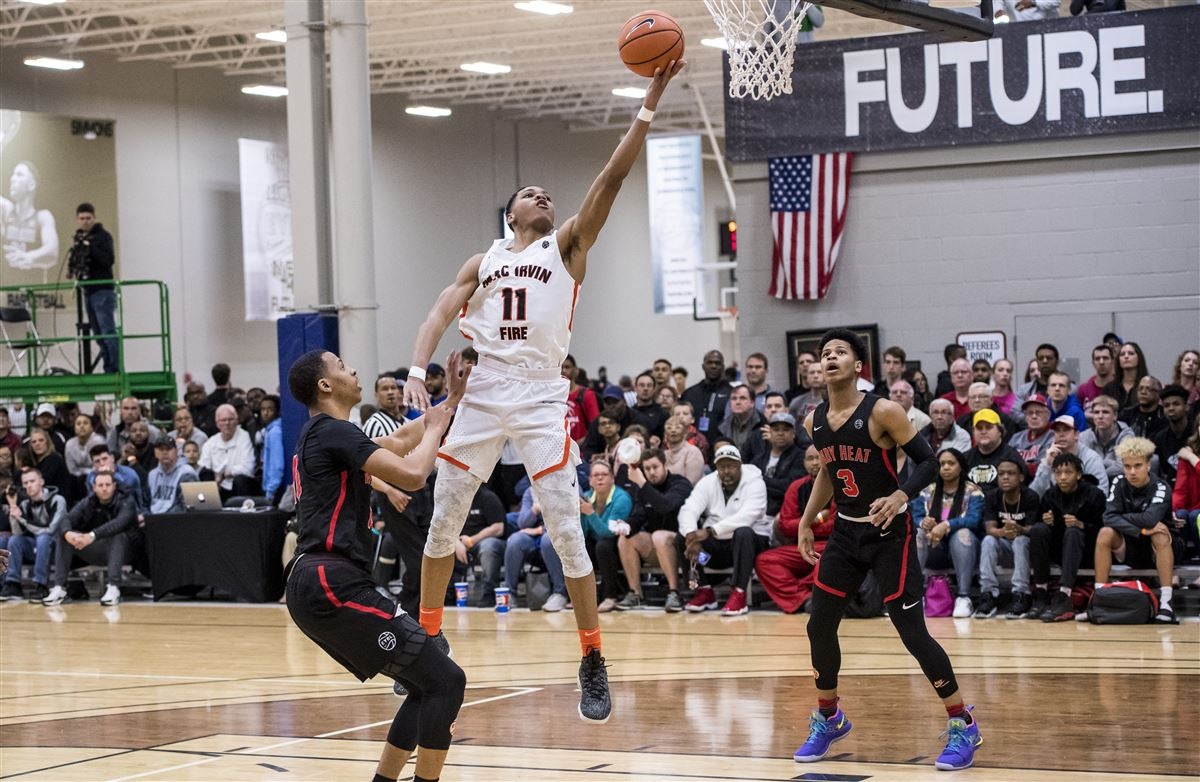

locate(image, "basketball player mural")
[[1, 160, 60, 273], [402, 60, 687, 724], [285, 349, 471, 782], [794, 329, 983, 771]]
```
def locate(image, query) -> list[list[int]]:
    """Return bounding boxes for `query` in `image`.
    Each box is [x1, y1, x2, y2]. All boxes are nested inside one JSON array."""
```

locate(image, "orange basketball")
[[618, 10, 684, 78]]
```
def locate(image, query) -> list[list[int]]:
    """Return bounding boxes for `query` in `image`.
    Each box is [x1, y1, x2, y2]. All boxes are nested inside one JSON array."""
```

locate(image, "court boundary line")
[[11, 740, 1187, 782], [93, 686, 541, 782]]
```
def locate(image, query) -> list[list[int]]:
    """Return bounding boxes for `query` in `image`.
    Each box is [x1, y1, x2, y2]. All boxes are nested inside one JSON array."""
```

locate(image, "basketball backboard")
[[822, 0, 994, 41]]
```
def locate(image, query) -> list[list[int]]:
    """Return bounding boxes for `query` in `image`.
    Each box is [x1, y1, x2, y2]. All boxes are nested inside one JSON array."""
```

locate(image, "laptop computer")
[[180, 481, 224, 511]]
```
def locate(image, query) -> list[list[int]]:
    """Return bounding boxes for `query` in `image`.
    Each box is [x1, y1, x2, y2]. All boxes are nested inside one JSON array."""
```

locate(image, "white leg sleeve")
[[424, 462, 482, 559], [532, 467, 593, 580]]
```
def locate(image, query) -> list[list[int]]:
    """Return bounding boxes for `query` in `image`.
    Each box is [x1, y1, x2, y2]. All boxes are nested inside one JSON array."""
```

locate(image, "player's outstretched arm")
[[374, 417, 426, 457], [364, 402, 456, 492], [381, 351, 472, 458], [558, 59, 686, 281], [868, 399, 936, 529], [404, 256, 483, 413]]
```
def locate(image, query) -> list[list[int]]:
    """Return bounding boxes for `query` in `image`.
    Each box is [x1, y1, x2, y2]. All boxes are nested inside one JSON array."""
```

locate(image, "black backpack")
[[1089, 580, 1158, 624]]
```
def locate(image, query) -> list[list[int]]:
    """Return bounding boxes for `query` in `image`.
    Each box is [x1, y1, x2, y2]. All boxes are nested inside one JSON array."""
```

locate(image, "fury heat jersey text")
[[812, 394, 901, 518], [459, 230, 580, 370]]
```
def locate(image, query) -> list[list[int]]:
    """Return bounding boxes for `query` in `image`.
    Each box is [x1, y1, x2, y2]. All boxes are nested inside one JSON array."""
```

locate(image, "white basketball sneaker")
[[100, 584, 121, 606]]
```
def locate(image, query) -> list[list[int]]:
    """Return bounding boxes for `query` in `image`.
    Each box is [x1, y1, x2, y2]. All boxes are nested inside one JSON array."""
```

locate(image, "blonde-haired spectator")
[[1078, 395, 1134, 480], [1095, 437, 1179, 624]]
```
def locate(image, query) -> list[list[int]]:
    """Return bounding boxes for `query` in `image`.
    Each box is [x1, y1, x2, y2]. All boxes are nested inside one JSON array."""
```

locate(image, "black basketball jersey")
[[293, 413, 381, 570], [812, 393, 901, 518]]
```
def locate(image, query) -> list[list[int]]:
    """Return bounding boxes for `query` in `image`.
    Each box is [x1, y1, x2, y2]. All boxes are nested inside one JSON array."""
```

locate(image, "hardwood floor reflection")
[[1, 602, 1195, 781]]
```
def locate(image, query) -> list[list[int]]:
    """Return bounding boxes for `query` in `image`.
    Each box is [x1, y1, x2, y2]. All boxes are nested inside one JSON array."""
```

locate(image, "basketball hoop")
[[718, 306, 739, 334], [703, 0, 812, 101]]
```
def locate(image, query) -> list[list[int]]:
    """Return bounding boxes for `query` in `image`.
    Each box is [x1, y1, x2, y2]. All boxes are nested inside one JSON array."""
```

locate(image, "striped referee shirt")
[[361, 409, 404, 439]]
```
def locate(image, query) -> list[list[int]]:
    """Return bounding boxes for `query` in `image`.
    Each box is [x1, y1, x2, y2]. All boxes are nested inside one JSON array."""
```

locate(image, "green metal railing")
[[0, 279, 177, 406]]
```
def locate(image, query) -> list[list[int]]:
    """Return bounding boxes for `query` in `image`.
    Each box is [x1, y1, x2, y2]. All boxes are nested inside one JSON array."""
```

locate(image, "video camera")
[[67, 230, 91, 280]]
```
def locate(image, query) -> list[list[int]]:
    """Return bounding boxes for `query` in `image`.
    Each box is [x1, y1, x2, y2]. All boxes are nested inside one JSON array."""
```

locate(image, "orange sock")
[[579, 626, 602, 656], [419, 606, 443, 637]]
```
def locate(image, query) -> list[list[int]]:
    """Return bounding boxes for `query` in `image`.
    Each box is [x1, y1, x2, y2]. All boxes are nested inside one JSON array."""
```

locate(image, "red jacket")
[[778, 474, 836, 540], [1173, 458, 1200, 513], [939, 390, 971, 419]]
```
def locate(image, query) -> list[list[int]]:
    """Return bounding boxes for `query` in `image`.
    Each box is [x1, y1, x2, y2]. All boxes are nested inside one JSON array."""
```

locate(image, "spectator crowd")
[[2, 341, 1197, 623]]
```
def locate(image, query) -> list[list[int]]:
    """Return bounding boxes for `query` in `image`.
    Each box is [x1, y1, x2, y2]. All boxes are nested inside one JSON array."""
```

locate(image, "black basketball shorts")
[[287, 554, 426, 681], [814, 513, 923, 605]]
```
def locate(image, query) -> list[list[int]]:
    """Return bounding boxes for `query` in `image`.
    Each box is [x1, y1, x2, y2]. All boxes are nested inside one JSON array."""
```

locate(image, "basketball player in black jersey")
[[285, 349, 470, 782], [793, 329, 983, 772]]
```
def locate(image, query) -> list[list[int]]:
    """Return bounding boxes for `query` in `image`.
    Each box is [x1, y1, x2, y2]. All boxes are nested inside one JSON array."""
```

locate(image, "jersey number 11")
[[501, 287, 527, 321]]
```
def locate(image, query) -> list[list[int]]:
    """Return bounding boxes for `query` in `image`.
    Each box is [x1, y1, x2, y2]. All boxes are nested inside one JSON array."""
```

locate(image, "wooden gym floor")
[[0, 601, 1196, 781]]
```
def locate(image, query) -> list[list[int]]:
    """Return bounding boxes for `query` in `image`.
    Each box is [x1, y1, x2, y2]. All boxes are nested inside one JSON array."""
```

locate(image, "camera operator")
[[69, 203, 117, 374]]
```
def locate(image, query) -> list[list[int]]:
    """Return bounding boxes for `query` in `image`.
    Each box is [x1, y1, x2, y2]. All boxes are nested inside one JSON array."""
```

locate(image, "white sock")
[[1060, 586, 1072, 596], [1161, 586, 1173, 608]]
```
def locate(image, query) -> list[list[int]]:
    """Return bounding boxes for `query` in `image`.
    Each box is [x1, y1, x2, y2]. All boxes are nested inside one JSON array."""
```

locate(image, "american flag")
[[769, 153, 853, 300]]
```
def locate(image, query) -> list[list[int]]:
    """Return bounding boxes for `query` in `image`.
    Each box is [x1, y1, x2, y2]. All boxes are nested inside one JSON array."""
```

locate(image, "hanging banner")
[[646, 134, 705, 315], [238, 138, 294, 321], [725, 6, 1200, 160]]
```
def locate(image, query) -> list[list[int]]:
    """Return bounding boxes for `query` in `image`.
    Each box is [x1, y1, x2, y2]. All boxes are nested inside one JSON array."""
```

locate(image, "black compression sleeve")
[[899, 434, 937, 499]]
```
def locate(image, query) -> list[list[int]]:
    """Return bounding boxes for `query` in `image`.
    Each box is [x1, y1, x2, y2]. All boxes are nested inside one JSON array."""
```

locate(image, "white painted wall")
[[1, 48, 725, 393], [732, 132, 1200, 389], [6, 46, 1194, 399]]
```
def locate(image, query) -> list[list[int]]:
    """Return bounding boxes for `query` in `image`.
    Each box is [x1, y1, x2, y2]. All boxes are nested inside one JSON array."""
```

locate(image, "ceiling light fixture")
[[255, 30, 287, 43], [514, 1, 573, 16], [23, 56, 83, 70], [611, 87, 646, 99], [460, 61, 512, 75], [405, 106, 452, 118], [700, 37, 729, 50], [241, 84, 288, 97], [20, 0, 67, 6]]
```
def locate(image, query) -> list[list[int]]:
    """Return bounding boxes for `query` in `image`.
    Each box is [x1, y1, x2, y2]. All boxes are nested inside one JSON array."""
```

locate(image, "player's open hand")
[[868, 490, 908, 529], [403, 375, 430, 413], [644, 59, 687, 106], [796, 526, 818, 566], [443, 350, 472, 408]]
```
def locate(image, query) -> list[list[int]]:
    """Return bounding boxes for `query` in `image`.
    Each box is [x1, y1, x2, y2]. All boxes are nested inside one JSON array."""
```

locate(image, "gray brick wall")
[[732, 133, 1200, 389]]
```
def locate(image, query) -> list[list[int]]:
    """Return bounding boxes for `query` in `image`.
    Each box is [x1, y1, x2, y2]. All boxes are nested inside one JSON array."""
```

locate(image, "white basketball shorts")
[[436, 356, 580, 483]]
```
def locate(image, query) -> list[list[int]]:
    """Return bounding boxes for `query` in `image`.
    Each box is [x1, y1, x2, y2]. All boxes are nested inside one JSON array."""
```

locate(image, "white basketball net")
[[703, 0, 813, 101]]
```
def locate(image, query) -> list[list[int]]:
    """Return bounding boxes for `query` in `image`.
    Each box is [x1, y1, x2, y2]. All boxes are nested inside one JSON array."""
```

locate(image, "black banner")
[[725, 6, 1200, 160]]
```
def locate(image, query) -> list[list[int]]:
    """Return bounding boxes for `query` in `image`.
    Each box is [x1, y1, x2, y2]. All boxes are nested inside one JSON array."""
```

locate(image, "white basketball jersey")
[[459, 230, 580, 370]]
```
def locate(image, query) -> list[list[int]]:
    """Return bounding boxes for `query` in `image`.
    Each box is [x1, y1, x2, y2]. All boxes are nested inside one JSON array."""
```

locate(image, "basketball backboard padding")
[[822, 0, 995, 41]]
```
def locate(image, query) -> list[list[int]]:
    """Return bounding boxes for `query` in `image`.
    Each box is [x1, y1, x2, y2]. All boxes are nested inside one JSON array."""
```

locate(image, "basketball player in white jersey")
[[1, 161, 59, 272], [402, 60, 685, 724]]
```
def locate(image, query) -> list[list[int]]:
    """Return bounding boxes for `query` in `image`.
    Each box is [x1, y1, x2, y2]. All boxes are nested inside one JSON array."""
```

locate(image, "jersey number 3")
[[835, 468, 860, 498], [501, 287, 527, 321]]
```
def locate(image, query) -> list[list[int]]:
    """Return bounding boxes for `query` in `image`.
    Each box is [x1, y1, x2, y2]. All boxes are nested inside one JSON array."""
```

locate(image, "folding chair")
[[0, 306, 47, 376]]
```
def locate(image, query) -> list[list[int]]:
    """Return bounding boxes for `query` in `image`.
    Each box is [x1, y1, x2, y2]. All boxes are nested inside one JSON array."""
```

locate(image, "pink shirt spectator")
[[1076, 376, 1107, 409], [992, 390, 1018, 418]]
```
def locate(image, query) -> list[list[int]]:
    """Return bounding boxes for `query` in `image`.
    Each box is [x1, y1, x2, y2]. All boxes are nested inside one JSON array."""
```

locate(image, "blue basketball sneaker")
[[935, 708, 982, 771], [793, 708, 853, 762]]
